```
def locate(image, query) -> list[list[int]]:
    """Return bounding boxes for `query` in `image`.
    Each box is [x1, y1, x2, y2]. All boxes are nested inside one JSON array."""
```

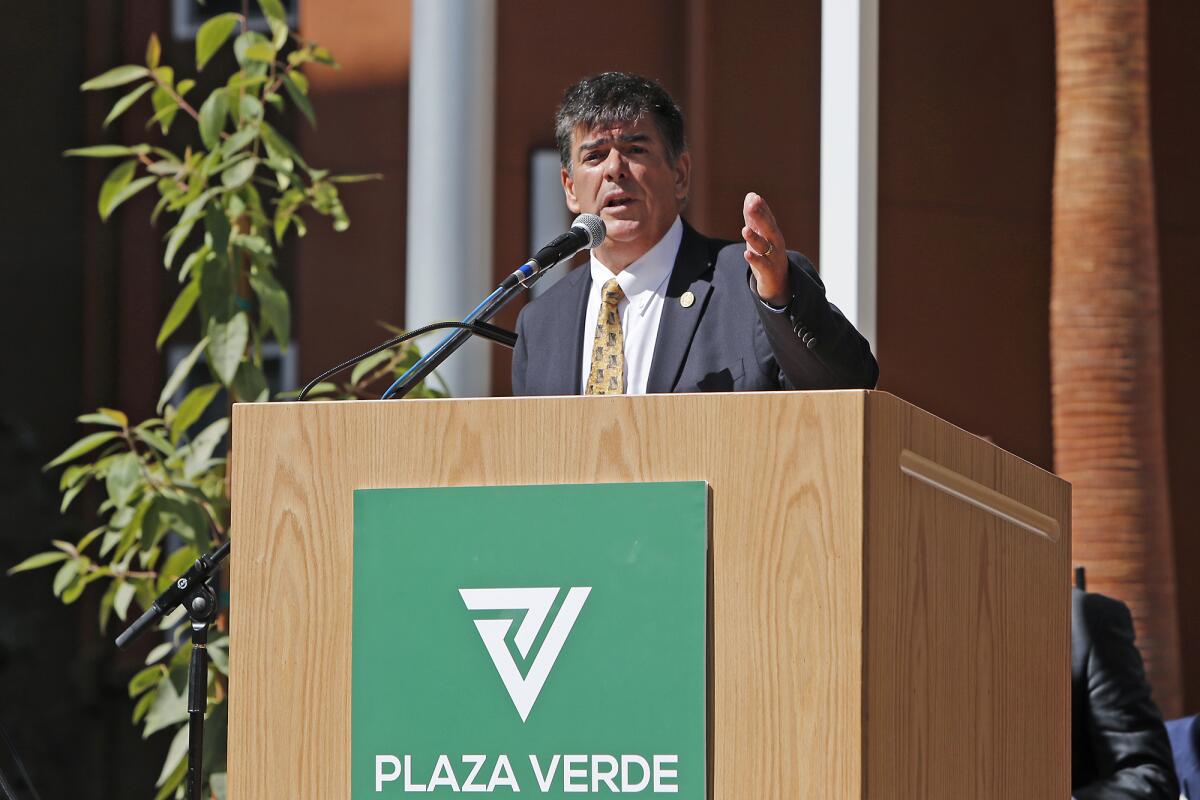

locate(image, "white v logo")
[[458, 586, 591, 722]]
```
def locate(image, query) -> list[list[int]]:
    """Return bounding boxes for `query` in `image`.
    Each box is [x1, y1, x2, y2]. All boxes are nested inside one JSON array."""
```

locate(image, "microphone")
[[500, 213, 606, 290]]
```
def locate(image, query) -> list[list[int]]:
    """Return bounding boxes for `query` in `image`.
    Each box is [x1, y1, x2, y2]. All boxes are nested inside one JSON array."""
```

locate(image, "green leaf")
[[145, 642, 173, 666], [154, 756, 187, 800], [205, 202, 232, 255], [233, 31, 271, 69], [149, 85, 178, 134], [238, 93, 264, 124], [99, 580, 118, 632], [199, 255, 236, 322], [77, 525, 106, 553], [248, 270, 290, 346], [258, 0, 287, 24], [147, 32, 161, 67], [206, 314, 248, 386], [184, 418, 230, 480], [350, 349, 393, 386], [97, 160, 135, 219], [53, 560, 80, 596], [131, 690, 155, 724], [157, 278, 200, 350], [60, 464, 91, 491], [64, 144, 150, 158], [99, 175, 155, 221], [143, 674, 188, 736], [330, 173, 384, 184], [103, 81, 154, 128], [134, 427, 175, 456], [105, 452, 141, 508], [129, 665, 164, 697], [281, 73, 315, 127], [157, 726, 190, 789], [61, 570, 93, 604], [114, 580, 137, 621], [7, 551, 69, 575], [46, 430, 120, 468], [179, 244, 210, 283], [163, 218, 196, 268], [81, 65, 149, 91], [76, 412, 122, 428], [60, 480, 90, 513], [157, 337, 209, 413], [171, 383, 222, 443], [153, 497, 211, 548], [221, 155, 257, 189], [198, 89, 230, 150], [260, 121, 305, 168], [231, 361, 269, 403], [208, 640, 230, 675], [196, 13, 241, 71], [221, 125, 258, 157], [243, 42, 276, 63], [288, 69, 309, 95]]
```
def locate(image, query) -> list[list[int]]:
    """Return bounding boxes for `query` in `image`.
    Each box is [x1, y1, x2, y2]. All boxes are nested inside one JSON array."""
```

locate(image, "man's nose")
[[601, 149, 627, 181]]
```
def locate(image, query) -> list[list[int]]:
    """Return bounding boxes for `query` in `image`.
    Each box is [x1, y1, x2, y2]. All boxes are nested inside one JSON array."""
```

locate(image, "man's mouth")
[[603, 194, 635, 209]]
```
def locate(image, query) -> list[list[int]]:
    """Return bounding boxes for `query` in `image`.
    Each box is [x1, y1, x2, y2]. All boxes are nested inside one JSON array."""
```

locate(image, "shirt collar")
[[589, 216, 683, 316]]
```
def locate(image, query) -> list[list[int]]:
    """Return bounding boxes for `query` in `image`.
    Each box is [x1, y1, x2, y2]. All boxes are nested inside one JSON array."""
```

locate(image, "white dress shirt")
[[579, 216, 684, 395]]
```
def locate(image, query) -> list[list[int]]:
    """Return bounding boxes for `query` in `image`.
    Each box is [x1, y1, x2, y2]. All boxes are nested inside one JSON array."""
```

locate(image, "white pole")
[[820, 0, 879, 351], [406, 0, 496, 397]]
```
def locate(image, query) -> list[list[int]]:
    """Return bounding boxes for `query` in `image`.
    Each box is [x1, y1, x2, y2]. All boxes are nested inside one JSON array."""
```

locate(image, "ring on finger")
[[762, 241, 775, 258]]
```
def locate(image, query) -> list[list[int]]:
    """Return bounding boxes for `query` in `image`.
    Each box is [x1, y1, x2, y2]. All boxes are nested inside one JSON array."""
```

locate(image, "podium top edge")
[[233, 388, 880, 412]]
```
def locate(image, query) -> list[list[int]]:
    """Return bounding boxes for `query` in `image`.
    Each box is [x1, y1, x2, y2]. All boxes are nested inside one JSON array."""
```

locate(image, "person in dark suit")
[[512, 72, 878, 396], [1072, 588, 1179, 799]]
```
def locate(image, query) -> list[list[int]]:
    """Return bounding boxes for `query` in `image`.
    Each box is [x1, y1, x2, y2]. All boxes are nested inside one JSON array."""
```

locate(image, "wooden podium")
[[229, 390, 1070, 798]]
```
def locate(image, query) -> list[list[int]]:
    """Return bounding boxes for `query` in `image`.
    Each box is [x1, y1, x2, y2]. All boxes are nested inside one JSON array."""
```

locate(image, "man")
[[511, 72, 878, 396], [1072, 587, 1179, 799]]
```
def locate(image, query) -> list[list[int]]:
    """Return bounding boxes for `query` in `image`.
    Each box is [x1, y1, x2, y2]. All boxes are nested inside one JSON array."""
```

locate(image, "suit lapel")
[[646, 222, 714, 393], [543, 265, 591, 395]]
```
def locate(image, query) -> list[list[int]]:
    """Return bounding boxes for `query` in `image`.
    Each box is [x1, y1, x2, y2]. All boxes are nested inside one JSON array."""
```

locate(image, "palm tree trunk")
[[1052, 0, 1182, 714]]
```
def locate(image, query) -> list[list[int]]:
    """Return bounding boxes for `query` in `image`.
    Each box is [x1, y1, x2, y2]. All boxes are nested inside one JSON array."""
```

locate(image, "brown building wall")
[[296, 0, 412, 384], [1151, 0, 1200, 713]]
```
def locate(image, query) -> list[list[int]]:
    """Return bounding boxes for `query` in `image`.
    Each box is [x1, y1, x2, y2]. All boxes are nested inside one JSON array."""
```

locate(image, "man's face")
[[562, 117, 691, 268]]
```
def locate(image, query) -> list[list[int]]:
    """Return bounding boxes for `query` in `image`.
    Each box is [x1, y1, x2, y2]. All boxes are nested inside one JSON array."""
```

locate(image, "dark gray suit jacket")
[[512, 221, 878, 395], [1072, 588, 1179, 799]]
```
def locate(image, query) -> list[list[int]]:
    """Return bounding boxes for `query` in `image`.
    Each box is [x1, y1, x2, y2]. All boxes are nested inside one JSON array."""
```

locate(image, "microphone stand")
[[380, 261, 545, 400], [115, 541, 229, 800]]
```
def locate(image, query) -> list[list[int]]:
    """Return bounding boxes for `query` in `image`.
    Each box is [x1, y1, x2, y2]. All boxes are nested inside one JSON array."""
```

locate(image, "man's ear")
[[674, 151, 692, 203], [561, 167, 582, 214]]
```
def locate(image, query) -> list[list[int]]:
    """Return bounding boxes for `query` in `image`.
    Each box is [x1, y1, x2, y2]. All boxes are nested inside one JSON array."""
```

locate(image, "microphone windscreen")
[[571, 213, 606, 248]]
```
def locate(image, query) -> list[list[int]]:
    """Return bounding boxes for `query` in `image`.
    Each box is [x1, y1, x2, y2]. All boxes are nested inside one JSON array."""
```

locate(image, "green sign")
[[352, 482, 708, 797]]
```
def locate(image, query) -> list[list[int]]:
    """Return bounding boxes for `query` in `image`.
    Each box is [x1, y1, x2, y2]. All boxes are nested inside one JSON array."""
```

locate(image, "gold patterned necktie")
[[585, 278, 626, 395]]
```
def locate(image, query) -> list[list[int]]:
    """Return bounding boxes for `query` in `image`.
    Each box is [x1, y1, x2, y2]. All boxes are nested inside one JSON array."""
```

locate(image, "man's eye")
[[584, 152, 602, 162]]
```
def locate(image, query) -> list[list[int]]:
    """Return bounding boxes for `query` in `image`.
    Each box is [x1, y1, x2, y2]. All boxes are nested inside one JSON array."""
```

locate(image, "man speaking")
[[512, 72, 878, 396]]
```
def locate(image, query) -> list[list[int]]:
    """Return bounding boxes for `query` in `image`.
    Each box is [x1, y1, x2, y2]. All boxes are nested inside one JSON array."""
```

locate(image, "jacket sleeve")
[[750, 253, 879, 390], [1074, 594, 1180, 800]]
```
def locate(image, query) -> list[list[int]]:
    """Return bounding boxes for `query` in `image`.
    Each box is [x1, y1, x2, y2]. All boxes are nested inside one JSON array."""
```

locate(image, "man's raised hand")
[[741, 192, 790, 306]]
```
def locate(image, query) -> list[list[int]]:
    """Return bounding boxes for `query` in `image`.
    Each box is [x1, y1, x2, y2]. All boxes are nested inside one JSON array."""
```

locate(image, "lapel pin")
[[680, 291, 695, 308]]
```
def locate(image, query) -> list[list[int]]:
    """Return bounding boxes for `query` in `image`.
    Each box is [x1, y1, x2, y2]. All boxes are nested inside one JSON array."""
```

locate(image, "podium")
[[229, 390, 1070, 798]]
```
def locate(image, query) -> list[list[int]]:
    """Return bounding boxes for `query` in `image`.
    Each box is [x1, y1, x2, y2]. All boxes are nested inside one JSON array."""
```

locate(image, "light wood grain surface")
[[228, 390, 1069, 799], [864, 392, 1071, 799]]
